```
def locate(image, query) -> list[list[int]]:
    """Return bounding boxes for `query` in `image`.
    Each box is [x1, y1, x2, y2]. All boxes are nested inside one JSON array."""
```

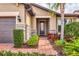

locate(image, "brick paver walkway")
[[0, 37, 57, 55]]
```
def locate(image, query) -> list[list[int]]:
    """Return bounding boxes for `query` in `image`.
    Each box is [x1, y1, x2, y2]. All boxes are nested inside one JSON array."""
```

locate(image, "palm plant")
[[47, 3, 65, 42]]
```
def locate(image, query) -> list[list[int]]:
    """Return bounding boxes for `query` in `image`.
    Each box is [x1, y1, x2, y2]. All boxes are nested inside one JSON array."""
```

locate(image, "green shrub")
[[55, 39, 65, 46], [68, 51, 79, 56], [55, 38, 79, 56], [13, 29, 24, 48], [0, 51, 48, 56], [64, 22, 79, 37], [27, 35, 39, 47], [63, 38, 79, 56]]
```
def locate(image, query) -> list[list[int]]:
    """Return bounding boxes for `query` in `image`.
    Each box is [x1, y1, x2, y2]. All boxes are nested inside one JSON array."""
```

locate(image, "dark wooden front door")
[[37, 18, 49, 36], [39, 21, 46, 36]]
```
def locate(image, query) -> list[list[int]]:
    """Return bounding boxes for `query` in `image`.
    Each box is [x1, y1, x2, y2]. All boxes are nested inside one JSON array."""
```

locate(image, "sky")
[[38, 3, 79, 13]]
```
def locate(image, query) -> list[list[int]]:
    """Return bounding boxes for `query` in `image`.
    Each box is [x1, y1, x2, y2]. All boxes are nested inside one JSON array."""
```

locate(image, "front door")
[[37, 18, 49, 36], [39, 21, 46, 36]]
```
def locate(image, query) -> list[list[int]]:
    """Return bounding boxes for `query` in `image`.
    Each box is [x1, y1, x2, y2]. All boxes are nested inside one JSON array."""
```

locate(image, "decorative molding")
[[0, 12, 19, 16], [35, 16, 51, 18]]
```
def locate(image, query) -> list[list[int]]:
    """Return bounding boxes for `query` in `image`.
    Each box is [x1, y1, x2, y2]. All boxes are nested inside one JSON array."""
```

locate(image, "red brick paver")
[[0, 37, 57, 55]]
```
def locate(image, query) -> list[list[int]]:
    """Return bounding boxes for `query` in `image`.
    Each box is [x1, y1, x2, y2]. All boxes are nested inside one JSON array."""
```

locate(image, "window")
[[58, 25, 61, 33], [57, 18, 72, 33], [57, 19, 61, 33], [40, 22, 44, 31], [64, 19, 67, 24]]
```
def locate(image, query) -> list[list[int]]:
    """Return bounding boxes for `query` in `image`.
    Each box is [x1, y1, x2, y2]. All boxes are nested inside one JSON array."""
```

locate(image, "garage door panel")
[[0, 17, 15, 43], [0, 31, 12, 36], [0, 32, 13, 43], [0, 37, 13, 43], [0, 27, 15, 30]]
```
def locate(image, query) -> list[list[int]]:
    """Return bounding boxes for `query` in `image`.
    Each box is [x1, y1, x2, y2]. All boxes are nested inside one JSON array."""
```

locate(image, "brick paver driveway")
[[0, 37, 57, 55]]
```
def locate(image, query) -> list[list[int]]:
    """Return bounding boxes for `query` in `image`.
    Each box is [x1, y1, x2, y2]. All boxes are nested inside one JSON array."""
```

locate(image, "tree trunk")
[[60, 3, 65, 41]]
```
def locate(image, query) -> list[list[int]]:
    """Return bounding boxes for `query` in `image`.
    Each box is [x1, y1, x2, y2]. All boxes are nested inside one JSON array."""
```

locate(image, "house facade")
[[0, 3, 79, 43]]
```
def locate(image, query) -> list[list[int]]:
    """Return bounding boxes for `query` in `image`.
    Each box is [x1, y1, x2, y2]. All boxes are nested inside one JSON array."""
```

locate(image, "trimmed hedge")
[[27, 35, 39, 47], [13, 29, 24, 48]]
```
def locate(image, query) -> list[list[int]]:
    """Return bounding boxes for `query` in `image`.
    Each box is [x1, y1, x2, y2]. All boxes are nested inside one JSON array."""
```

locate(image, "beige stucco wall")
[[32, 6, 57, 34], [0, 3, 26, 42], [49, 15, 57, 33], [32, 6, 50, 16], [76, 18, 79, 22], [25, 11, 32, 40], [0, 3, 26, 27], [32, 17, 37, 34]]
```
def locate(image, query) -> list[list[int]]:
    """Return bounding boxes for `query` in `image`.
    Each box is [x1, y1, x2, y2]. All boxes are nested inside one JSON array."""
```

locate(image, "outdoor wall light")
[[18, 16, 21, 22]]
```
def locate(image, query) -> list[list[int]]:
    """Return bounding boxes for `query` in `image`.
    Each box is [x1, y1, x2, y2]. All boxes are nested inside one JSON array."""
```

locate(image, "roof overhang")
[[57, 13, 79, 17], [23, 3, 79, 17], [24, 3, 35, 16], [30, 3, 60, 15]]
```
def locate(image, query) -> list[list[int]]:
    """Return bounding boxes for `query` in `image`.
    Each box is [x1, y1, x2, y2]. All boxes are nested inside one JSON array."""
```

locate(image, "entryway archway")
[[37, 18, 49, 36]]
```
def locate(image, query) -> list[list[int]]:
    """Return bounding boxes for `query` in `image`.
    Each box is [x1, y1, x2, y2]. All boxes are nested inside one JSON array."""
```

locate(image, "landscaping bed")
[[0, 50, 51, 56], [13, 29, 39, 48], [52, 22, 79, 56], [54, 38, 79, 56]]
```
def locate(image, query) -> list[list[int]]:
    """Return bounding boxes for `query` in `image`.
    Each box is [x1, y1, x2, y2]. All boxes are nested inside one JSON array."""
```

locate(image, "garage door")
[[0, 17, 15, 43]]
